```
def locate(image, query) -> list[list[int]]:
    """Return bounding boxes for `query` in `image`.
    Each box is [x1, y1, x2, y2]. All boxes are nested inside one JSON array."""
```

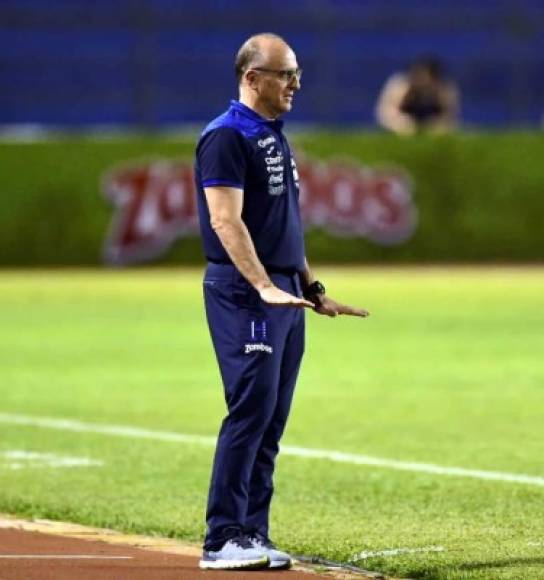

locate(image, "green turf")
[[0, 267, 543, 579]]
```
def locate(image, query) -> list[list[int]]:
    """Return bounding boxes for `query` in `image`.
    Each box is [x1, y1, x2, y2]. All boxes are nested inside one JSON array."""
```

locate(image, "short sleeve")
[[197, 127, 248, 189]]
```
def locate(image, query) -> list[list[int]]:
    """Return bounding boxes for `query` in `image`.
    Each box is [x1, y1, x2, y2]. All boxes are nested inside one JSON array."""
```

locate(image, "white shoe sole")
[[199, 556, 269, 570], [269, 558, 292, 569]]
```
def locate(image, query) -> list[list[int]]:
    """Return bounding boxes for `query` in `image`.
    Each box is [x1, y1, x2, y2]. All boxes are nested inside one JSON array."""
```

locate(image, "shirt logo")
[[264, 155, 285, 196], [258, 136, 276, 148], [268, 184, 284, 195], [257, 134, 286, 195], [291, 156, 299, 189], [265, 155, 283, 165], [268, 174, 283, 185]]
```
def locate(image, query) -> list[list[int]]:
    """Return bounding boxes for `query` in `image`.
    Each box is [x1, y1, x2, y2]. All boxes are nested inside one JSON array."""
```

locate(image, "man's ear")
[[245, 70, 259, 90]]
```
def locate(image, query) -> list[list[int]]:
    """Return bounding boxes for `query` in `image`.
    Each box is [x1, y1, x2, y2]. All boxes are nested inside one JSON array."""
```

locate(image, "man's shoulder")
[[196, 122, 249, 160], [200, 107, 263, 142], [201, 110, 235, 136]]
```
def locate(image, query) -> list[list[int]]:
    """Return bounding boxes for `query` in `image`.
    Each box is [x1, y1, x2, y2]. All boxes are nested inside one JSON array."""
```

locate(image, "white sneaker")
[[249, 532, 293, 569], [199, 535, 269, 570]]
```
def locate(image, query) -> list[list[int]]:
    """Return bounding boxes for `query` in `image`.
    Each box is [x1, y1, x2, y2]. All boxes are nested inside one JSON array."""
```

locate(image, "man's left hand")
[[312, 295, 369, 318]]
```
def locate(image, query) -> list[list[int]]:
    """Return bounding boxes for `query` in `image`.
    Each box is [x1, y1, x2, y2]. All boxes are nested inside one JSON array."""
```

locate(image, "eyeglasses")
[[251, 67, 303, 83]]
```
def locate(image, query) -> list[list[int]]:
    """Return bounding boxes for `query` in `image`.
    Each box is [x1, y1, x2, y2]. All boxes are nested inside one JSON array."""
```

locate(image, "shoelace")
[[250, 533, 276, 550], [228, 534, 254, 550]]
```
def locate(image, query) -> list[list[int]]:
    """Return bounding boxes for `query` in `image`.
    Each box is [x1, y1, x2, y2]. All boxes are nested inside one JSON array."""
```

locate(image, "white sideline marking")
[[0, 450, 103, 470], [1, 413, 544, 487], [280, 446, 544, 487], [353, 546, 445, 561], [0, 555, 132, 560]]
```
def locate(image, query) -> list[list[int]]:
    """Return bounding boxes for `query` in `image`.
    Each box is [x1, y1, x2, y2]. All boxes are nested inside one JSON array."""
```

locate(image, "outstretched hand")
[[313, 295, 369, 318], [259, 285, 315, 309]]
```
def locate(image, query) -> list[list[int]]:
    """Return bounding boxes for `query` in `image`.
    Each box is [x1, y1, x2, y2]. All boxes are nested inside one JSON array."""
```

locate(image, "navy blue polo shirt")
[[194, 100, 305, 273]]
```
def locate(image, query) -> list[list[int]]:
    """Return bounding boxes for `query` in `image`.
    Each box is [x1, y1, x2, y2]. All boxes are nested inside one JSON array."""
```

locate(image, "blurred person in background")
[[194, 33, 368, 571], [376, 55, 460, 135]]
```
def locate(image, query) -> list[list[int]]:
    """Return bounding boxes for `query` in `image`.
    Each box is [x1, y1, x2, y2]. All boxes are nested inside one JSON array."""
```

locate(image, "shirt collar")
[[230, 99, 284, 130]]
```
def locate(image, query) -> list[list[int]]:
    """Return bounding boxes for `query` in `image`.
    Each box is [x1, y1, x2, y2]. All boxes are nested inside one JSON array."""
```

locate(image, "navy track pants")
[[202, 262, 305, 550]]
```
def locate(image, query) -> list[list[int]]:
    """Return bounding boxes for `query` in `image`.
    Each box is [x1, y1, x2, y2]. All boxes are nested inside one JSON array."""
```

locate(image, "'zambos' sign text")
[[102, 155, 417, 265]]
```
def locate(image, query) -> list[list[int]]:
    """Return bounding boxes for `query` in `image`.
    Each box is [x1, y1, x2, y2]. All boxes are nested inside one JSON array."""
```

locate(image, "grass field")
[[0, 267, 543, 579]]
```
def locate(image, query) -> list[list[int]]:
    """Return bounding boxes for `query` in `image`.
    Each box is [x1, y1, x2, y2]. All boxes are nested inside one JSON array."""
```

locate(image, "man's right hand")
[[259, 285, 315, 309]]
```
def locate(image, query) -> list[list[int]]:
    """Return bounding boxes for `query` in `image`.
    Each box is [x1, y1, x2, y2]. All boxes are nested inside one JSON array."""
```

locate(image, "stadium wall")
[[3, 0, 544, 127], [1, 132, 542, 266]]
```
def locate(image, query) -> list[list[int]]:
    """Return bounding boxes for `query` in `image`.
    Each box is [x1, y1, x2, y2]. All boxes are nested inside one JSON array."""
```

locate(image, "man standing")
[[195, 33, 369, 571]]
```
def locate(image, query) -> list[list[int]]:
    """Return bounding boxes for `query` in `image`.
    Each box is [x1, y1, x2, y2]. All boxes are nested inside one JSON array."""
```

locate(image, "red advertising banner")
[[102, 155, 417, 265]]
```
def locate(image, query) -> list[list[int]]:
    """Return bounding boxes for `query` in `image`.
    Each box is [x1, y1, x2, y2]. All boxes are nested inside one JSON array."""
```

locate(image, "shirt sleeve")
[[197, 127, 248, 189]]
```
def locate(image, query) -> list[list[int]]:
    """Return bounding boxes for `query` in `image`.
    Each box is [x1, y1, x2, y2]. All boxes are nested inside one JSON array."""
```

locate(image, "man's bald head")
[[235, 33, 292, 83], [235, 33, 300, 118]]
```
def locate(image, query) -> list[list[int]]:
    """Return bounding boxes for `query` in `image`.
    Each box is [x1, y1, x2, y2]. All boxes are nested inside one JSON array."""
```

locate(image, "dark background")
[[2, 0, 544, 129]]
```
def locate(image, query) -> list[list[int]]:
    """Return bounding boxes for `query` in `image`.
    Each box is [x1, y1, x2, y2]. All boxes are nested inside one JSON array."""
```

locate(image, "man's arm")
[[204, 186, 314, 309], [300, 256, 315, 291], [301, 257, 370, 318]]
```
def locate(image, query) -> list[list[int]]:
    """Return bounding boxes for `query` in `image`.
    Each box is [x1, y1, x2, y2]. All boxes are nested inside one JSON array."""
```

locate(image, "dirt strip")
[[0, 516, 386, 580]]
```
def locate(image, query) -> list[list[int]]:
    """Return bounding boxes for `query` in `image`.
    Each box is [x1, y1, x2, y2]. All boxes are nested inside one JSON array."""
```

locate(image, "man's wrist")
[[303, 280, 326, 302], [255, 279, 273, 292]]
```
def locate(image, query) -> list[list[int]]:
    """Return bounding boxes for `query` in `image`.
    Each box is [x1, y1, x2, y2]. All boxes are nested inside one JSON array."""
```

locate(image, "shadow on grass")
[[407, 556, 544, 579]]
